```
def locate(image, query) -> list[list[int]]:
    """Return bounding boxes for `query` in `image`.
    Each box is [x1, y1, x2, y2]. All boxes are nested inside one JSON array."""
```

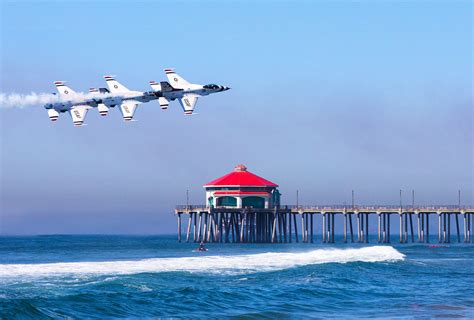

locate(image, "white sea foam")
[[0, 246, 404, 279]]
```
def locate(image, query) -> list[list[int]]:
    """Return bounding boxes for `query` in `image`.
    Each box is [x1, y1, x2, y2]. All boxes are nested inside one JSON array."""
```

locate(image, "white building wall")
[[236, 197, 242, 208]]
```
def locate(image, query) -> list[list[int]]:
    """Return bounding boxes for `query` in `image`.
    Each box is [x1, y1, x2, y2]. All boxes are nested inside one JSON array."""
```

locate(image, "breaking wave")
[[0, 246, 404, 279]]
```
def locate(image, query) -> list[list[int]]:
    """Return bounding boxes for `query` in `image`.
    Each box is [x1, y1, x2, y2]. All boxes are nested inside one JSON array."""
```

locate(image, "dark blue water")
[[1, 235, 473, 319]]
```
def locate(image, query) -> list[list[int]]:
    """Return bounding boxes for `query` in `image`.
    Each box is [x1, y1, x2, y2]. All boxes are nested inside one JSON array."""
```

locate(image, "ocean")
[[0, 235, 473, 319]]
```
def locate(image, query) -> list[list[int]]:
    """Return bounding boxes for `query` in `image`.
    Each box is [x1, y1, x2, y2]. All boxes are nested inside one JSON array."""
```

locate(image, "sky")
[[0, 0, 472, 235]]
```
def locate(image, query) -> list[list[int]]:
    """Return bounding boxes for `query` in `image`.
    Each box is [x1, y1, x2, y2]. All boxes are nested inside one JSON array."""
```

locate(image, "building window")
[[208, 197, 214, 207], [217, 196, 237, 207], [242, 196, 265, 209]]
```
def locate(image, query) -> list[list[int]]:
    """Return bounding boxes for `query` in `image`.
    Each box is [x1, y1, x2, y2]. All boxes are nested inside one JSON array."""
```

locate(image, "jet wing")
[[104, 76, 130, 93], [69, 105, 90, 126], [55, 81, 77, 98], [119, 100, 139, 121], [178, 94, 199, 115], [164, 69, 190, 89]]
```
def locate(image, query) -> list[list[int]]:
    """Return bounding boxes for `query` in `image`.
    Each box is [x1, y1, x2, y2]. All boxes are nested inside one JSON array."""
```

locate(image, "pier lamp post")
[[458, 190, 461, 208], [186, 189, 189, 210], [399, 189, 402, 208], [296, 190, 299, 210]]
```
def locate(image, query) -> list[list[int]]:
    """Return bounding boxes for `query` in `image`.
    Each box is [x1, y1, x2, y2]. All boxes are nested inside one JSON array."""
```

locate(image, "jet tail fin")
[[157, 97, 169, 109], [149, 80, 161, 92], [160, 81, 176, 92], [47, 109, 59, 122]]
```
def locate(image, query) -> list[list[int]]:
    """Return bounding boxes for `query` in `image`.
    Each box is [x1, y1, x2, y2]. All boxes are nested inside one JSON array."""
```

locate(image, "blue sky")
[[0, 0, 472, 234]]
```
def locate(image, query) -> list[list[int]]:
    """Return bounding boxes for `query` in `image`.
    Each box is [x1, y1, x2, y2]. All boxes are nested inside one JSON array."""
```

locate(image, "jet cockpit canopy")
[[204, 84, 220, 90]]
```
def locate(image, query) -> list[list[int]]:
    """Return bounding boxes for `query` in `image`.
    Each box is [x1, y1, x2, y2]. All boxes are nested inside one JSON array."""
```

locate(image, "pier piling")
[[426, 213, 430, 243], [175, 205, 474, 244], [177, 213, 182, 242], [343, 213, 347, 243]]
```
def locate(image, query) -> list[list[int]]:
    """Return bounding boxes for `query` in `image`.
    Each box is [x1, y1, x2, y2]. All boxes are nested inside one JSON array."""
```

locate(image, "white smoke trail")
[[0, 92, 59, 108], [0, 92, 115, 109]]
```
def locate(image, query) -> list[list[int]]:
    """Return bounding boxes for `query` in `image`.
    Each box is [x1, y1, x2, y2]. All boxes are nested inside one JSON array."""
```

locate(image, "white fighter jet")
[[148, 69, 230, 115], [43, 81, 95, 126], [44, 81, 124, 126], [102, 76, 156, 121]]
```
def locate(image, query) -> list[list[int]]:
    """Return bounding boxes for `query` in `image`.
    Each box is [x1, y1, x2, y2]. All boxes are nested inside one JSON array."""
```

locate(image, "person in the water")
[[198, 241, 207, 251]]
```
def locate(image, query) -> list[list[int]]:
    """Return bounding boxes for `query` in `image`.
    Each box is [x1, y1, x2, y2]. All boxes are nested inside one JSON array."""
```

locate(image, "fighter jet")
[[43, 70, 228, 125], [102, 76, 156, 121], [148, 69, 230, 115], [43, 81, 95, 126]]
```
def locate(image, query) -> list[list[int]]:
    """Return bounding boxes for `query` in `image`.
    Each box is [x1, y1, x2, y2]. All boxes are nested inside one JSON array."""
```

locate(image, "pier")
[[175, 205, 474, 244], [176, 164, 473, 244]]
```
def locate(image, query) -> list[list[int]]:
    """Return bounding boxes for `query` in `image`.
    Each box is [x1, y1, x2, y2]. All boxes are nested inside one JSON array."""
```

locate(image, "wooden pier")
[[175, 205, 474, 244]]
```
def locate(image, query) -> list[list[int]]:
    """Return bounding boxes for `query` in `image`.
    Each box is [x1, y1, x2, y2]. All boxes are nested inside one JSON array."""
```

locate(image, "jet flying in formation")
[[43, 69, 229, 126], [149, 69, 230, 115], [44, 81, 111, 126]]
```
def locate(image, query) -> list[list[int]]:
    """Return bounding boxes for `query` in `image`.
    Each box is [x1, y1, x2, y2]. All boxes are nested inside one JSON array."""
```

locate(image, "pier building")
[[175, 166, 474, 244], [204, 164, 280, 209]]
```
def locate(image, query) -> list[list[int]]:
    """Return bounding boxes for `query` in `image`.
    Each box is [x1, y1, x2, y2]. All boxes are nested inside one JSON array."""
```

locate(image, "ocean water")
[[0, 236, 473, 319]]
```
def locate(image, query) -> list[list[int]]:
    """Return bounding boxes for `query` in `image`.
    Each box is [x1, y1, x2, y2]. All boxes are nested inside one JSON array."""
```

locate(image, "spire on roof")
[[234, 164, 247, 172]]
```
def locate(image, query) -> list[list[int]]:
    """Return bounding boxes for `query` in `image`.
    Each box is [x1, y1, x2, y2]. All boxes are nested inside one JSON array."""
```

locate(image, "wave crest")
[[0, 246, 404, 278]]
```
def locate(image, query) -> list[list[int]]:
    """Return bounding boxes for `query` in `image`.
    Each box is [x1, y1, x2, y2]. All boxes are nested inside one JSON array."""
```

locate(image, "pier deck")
[[175, 205, 474, 244]]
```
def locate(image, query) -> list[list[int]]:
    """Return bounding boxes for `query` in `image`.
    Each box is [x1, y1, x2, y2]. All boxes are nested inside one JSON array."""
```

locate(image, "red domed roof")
[[204, 165, 278, 188]]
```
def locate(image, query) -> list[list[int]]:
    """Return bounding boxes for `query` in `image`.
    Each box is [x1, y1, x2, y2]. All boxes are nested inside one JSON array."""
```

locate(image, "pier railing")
[[174, 204, 474, 244], [285, 205, 472, 211], [176, 204, 473, 211]]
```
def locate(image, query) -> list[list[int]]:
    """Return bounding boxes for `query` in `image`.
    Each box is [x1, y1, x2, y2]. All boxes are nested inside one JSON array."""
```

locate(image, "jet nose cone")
[[224, 86, 230, 91]]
